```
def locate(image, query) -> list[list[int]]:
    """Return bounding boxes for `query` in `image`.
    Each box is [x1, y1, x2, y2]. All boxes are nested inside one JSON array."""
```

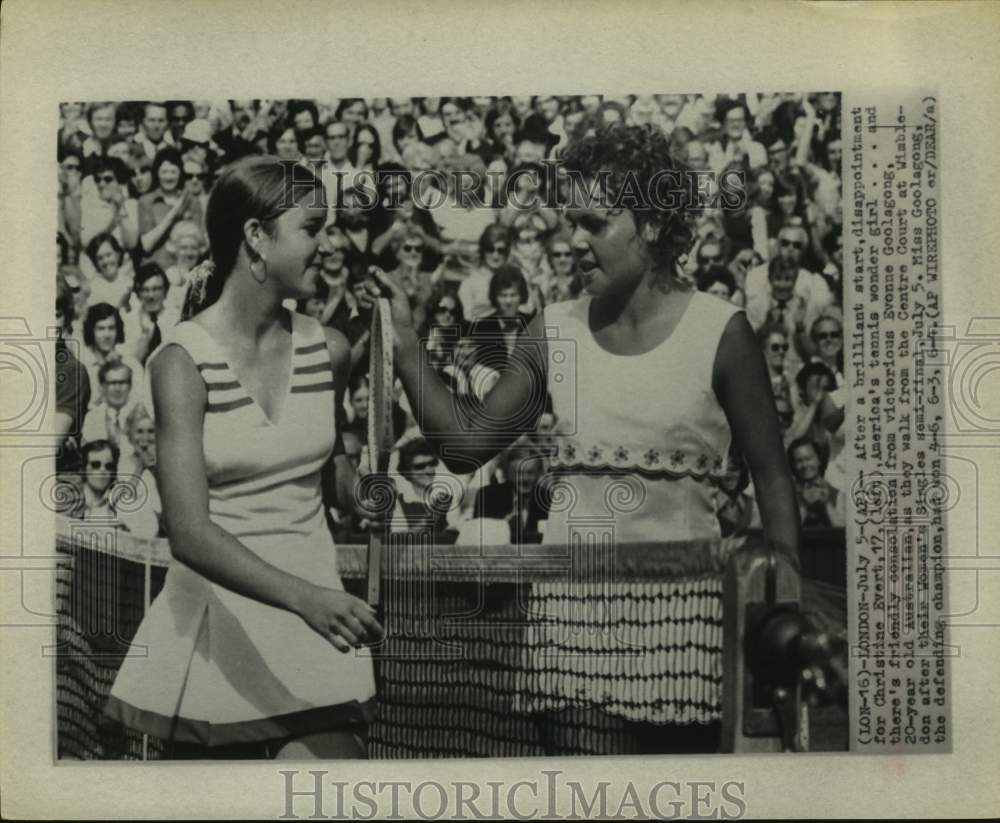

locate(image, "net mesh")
[[54, 517, 845, 759]]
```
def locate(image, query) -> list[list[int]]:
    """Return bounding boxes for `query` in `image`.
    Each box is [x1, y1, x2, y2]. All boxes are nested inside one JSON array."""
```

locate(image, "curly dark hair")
[[560, 124, 696, 284]]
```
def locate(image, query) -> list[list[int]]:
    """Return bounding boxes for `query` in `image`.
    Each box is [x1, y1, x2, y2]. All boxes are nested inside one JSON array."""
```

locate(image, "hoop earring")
[[249, 257, 268, 284]]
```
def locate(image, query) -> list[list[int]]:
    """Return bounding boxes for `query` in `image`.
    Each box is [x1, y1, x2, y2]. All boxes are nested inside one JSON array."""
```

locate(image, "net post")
[[721, 540, 805, 753]]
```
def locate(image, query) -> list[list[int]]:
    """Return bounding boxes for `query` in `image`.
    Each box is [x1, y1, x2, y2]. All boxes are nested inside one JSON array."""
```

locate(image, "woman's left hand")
[[367, 267, 416, 343]]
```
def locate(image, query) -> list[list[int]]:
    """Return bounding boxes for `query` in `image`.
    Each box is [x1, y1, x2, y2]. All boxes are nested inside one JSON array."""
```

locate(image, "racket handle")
[[367, 530, 383, 608]]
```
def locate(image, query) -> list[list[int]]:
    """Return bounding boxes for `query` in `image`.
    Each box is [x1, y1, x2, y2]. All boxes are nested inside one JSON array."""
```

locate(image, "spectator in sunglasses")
[[458, 224, 512, 320], [393, 438, 458, 541], [372, 164, 441, 253], [542, 234, 581, 305], [694, 237, 725, 282], [744, 223, 834, 367], [757, 323, 793, 405], [417, 291, 471, 396], [421, 290, 467, 338], [508, 214, 552, 307], [807, 314, 844, 386], [165, 100, 195, 146], [62, 439, 123, 523], [389, 231, 436, 325], [79, 156, 139, 251], [182, 158, 211, 218]]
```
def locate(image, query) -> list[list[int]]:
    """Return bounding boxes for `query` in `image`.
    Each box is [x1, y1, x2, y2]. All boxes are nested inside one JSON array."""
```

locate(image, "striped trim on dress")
[[199, 362, 255, 414], [290, 335, 334, 395], [194, 319, 336, 413]]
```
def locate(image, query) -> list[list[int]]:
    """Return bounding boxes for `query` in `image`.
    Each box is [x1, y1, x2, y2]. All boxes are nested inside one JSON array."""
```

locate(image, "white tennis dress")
[[517, 290, 740, 726], [105, 311, 376, 746]]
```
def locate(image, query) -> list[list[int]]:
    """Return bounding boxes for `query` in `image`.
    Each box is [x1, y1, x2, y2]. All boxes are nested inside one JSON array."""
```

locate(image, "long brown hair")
[[193, 155, 324, 313]]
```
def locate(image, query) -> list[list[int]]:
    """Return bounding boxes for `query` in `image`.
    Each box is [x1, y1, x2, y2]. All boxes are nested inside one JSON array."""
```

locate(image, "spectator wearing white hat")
[[179, 118, 217, 165]]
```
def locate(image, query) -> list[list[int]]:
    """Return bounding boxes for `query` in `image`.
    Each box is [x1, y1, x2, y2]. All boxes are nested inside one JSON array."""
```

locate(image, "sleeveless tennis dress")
[[517, 290, 740, 725], [105, 311, 376, 746]]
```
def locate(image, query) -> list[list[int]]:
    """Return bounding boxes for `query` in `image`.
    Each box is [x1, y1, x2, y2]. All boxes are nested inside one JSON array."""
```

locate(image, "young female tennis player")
[[372, 124, 800, 754], [106, 156, 382, 759]]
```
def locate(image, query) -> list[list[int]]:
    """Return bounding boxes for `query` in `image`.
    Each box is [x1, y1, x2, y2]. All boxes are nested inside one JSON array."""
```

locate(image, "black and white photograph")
[[2, 1, 998, 819], [52, 90, 850, 761]]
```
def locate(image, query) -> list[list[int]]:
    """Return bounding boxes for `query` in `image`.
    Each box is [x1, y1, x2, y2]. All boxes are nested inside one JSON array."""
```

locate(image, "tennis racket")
[[366, 296, 395, 608]]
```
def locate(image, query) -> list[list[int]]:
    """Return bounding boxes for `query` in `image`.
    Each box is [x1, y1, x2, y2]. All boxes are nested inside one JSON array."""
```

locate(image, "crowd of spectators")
[[54, 93, 846, 542]]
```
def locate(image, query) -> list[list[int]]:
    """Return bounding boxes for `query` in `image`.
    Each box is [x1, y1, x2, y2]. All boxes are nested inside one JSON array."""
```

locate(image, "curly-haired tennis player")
[[373, 124, 799, 754]]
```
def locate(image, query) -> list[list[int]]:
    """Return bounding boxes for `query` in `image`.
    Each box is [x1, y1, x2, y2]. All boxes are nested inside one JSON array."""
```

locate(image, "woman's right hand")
[[295, 583, 383, 653]]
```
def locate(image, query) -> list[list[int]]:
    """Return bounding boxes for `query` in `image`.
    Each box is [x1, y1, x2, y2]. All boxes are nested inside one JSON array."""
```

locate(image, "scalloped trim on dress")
[[549, 425, 727, 479]]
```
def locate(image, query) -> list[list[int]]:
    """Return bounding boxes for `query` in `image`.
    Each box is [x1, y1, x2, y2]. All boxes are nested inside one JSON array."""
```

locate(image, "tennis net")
[[54, 516, 846, 759]]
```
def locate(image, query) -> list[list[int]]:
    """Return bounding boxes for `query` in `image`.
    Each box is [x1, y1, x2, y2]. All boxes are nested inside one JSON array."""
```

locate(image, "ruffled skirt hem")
[[104, 695, 377, 746]]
